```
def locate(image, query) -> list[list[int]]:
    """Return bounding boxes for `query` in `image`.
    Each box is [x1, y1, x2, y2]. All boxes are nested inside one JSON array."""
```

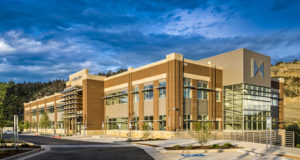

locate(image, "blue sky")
[[0, 0, 299, 82]]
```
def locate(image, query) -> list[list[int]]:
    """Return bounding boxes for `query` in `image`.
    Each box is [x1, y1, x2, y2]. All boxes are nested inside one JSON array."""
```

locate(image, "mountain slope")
[[271, 60, 300, 122]]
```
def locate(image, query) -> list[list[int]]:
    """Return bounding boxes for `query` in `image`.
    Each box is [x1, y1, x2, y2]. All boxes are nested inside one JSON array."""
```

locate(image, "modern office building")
[[24, 48, 284, 136]]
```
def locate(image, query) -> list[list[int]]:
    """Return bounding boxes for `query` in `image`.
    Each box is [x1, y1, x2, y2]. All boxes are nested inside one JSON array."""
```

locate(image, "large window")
[[159, 115, 166, 130], [143, 116, 153, 130], [183, 78, 191, 98], [197, 80, 208, 100], [223, 84, 272, 130], [159, 80, 166, 98], [144, 83, 153, 100], [107, 117, 128, 130], [105, 88, 128, 106]]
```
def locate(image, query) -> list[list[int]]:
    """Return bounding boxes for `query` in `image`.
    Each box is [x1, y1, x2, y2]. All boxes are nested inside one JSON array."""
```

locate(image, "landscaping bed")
[[165, 143, 239, 150], [127, 138, 165, 142], [0, 150, 30, 159]]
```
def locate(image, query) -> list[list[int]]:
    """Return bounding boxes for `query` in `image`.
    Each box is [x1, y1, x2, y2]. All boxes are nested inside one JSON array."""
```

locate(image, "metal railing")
[[174, 130, 295, 148]]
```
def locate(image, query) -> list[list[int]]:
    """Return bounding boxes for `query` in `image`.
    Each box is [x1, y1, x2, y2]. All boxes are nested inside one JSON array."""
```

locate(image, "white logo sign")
[[251, 59, 264, 78]]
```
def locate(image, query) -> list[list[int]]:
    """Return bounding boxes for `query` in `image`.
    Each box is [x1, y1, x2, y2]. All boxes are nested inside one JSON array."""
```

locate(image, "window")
[[216, 91, 221, 102], [183, 115, 191, 130], [184, 78, 191, 98], [120, 95, 128, 103], [134, 93, 139, 102], [197, 90, 207, 100], [143, 116, 153, 130], [39, 109, 44, 114], [132, 116, 139, 130], [159, 79, 166, 98], [47, 105, 55, 113], [107, 117, 128, 130], [184, 88, 191, 98], [144, 83, 153, 100], [133, 86, 139, 102], [159, 115, 166, 130], [184, 78, 191, 86], [197, 80, 208, 88], [105, 88, 128, 105], [32, 110, 37, 116]]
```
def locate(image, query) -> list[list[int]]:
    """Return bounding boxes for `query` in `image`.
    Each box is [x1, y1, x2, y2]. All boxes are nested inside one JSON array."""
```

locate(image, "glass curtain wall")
[[224, 84, 271, 130]]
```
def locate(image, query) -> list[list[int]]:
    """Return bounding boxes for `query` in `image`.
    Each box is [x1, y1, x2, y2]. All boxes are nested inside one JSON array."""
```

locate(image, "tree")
[[24, 120, 30, 130], [18, 120, 24, 132], [0, 109, 9, 140], [193, 121, 212, 147], [98, 68, 127, 77], [293, 59, 298, 64], [275, 61, 283, 66], [0, 83, 10, 140], [39, 112, 50, 133]]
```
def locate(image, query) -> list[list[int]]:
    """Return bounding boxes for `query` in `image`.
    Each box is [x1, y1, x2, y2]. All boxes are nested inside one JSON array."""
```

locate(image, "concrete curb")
[[2, 148, 43, 160]]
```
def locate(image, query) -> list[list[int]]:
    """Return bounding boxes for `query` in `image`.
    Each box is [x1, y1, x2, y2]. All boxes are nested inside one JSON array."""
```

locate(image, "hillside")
[[0, 80, 66, 125], [271, 60, 300, 122]]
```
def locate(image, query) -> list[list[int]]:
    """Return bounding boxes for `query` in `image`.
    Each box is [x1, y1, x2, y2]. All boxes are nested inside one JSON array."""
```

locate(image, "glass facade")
[[224, 83, 273, 130]]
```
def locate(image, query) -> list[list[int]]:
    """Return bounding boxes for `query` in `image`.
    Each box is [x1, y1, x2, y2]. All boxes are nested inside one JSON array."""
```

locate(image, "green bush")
[[223, 143, 233, 148], [212, 144, 220, 148], [296, 144, 300, 148], [185, 145, 193, 150], [173, 145, 181, 149]]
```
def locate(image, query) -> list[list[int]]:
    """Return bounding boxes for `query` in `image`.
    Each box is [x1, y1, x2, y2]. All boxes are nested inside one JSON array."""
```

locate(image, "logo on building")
[[251, 58, 264, 78]]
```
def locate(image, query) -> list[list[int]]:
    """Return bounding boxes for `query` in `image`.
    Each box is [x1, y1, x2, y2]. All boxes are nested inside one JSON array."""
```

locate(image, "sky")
[[0, 0, 300, 82]]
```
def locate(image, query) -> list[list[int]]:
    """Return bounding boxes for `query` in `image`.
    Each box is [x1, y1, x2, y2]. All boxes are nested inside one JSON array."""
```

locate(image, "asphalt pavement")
[[4, 134, 154, 160]]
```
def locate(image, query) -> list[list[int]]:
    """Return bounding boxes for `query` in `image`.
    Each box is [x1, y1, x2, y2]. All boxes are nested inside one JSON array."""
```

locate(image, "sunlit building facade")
[[24, 48, 284, 135]]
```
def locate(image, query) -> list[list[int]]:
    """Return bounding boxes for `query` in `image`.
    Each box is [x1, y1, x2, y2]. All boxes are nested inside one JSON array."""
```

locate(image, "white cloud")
[[0, 39, 15, 53]]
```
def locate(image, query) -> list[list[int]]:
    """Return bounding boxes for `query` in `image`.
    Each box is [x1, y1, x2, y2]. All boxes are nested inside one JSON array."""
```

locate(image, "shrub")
[[173, 145, 181, 150], [212, 144, 220, 148], [185, 145, 193, 150], [192, 121, 212, 147], [20, 143, 31, 148], [296, 144, 300, 148], [223, 143, 233, 148]]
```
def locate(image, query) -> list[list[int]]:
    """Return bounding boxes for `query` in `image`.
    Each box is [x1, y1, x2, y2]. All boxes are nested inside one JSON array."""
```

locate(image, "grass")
[[173, 145, 181, 150]]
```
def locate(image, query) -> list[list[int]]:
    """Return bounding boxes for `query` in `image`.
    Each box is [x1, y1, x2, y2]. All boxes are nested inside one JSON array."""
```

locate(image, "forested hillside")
[[0, 80, 65, 126]]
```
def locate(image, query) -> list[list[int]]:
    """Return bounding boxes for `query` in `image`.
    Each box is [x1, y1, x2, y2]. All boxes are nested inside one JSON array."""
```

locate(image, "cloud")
[[0, 0, 299, 82], [0, 39, 15, 54]]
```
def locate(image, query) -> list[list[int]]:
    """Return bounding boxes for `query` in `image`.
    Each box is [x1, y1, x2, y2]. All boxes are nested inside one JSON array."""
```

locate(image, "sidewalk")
[[135, 138, 300, 159]]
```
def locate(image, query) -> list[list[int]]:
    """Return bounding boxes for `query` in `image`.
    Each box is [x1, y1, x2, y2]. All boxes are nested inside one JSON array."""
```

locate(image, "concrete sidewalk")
[[135, 139, 300, 159]]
